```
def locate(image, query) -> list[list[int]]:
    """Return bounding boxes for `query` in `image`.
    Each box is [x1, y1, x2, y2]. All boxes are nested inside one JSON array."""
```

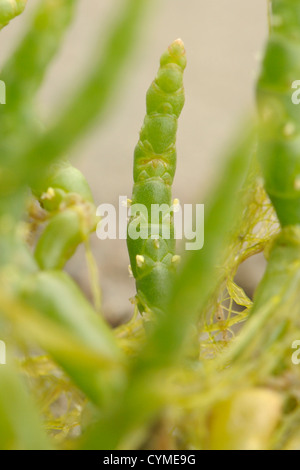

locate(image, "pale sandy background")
[[0, 0, 268, 324]]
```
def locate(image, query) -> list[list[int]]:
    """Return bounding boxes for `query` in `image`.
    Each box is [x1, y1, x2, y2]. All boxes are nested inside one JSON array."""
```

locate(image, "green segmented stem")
[[127, 39, 186, 315], [0, 0, 27, 29], [0, 0, 79, 193], [19, 270, 121, 404], [35, 209, 86, 270], [251, 226, 300, 314], [257, 0, 300, 226], [12, 0, 150, 186], [0, 364, 51, 449], [1, 0, 78, 112], [32, 160, 94, 212], [251, 1, 300, 320], [33, 161, 97, 270]]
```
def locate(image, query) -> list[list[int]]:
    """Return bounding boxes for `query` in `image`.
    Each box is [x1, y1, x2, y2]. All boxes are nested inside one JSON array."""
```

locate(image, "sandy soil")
[[0, 0, 268, 324]]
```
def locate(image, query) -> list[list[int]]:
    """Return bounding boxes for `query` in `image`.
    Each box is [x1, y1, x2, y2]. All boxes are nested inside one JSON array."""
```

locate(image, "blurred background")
[[0, 0, 268, 324]]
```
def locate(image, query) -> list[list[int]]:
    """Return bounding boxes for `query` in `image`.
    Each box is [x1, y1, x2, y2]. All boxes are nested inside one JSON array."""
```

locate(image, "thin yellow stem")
[[84, 239, 102, 313]]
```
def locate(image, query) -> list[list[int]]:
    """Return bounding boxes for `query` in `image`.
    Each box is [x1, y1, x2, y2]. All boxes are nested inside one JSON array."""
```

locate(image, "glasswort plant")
[[127, 39, 186, 316]]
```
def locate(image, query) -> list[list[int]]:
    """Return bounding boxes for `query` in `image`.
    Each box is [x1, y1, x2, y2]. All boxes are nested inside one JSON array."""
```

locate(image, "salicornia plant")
[[127, 38, 186, 316], [251, 0, 300, 318], [1, 0, 300, 451]]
